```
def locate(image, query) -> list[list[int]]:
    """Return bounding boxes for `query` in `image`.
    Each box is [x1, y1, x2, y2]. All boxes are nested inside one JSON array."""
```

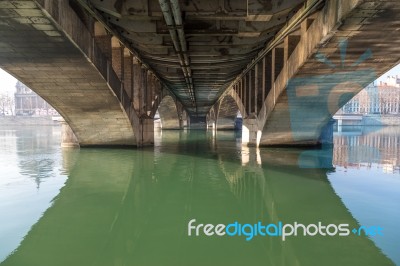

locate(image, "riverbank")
[[0, 116, 60, 126], [334, 114, 400, 126], [363, 114, 400, 126]]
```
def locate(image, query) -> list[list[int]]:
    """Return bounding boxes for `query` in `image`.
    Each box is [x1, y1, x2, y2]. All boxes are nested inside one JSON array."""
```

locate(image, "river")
[[0, 125, 399, 266]]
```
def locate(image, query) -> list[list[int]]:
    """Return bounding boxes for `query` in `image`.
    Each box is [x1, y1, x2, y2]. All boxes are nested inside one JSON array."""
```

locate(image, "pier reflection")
[[1, 129, 395, 266]]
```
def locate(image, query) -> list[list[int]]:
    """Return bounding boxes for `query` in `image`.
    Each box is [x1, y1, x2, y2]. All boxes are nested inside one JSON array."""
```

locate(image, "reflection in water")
[[0, 127, 399, 265], [330, 126, 400, 264], [334, 127, 400, 174], [0, 126, 67, 262]]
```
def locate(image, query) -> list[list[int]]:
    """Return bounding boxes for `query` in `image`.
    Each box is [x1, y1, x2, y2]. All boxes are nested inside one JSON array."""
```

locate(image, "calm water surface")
[[0, 125, 399, 266]]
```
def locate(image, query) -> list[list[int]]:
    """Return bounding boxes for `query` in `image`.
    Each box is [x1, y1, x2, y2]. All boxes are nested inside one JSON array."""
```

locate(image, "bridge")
[[1, 0, 400, 147]]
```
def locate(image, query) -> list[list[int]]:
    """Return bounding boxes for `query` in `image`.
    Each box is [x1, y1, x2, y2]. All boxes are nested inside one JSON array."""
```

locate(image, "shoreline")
[[0, 116, 60, 126]]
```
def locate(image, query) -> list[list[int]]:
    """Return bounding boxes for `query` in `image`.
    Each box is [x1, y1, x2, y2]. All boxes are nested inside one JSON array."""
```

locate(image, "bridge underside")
[[2, 0, 400, 147], [213, 0, 400, 146], [73, 0, 306, 116], [259, 0, 400, 146]]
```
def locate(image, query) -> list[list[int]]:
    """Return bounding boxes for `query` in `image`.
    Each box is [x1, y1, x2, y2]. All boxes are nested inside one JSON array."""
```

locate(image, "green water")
[[0, 126, 399, 266]]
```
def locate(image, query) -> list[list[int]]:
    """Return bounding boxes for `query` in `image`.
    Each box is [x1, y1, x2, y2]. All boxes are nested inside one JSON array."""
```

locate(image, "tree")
[[0, 93, 15, 116], [7, 96, 14, 116], [0, 94, 6, 115]]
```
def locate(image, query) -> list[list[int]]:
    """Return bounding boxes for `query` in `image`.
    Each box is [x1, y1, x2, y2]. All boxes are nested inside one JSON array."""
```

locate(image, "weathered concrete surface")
[[61, 121, 79, 148], [137, 117, 154, 146], [214, 89, 247, 130], [242, 118, 260, 146], [157, 95, 180, 129], [257, 0, 400, 146], [0, 0, 138, 146], [216, 94, 239, 130]]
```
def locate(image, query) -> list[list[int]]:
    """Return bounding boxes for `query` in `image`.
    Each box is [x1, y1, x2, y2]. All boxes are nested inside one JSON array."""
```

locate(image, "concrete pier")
[[61, 121, 79, 148]]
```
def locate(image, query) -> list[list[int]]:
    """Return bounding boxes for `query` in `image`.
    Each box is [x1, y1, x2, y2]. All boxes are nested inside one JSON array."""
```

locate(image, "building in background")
[[14, 81, 58, 116], [340, 76, 400, 115]]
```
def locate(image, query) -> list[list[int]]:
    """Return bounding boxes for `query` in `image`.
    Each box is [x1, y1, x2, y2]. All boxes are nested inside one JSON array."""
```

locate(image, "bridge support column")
[[242, 118, 261, 147], [176, 103, 184, 129], [319, 119, 335, 146], [137, 116, 154, 147], [207, 121, 216, 129], [179, 117, 184, 129], [61, 121, 79, 148]]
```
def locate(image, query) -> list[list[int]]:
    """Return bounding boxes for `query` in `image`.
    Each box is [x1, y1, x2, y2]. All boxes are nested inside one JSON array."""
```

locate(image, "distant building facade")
[[14, 81, 58, 116], [340, 76, 400, 115]]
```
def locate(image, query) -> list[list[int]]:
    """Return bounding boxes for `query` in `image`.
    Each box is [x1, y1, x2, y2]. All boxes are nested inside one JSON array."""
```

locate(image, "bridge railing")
[[92, 42, 108, 79], [39, 0, 135, 118], [91, 42, 138, 125]]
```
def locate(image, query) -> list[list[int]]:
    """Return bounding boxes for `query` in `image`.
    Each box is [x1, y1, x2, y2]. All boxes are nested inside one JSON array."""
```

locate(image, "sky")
[[1, 63, 400, 95], [376, 64, 400, 82], [0, 69, 17, 95]]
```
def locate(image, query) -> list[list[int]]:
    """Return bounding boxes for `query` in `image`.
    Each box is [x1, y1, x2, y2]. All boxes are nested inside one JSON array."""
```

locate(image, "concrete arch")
[[227, 89, 247, 119], [216, 89, 246, 130], [216, 95, 239, 130], [0, 0, 138, 146], [157, 95, 181, 129]]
